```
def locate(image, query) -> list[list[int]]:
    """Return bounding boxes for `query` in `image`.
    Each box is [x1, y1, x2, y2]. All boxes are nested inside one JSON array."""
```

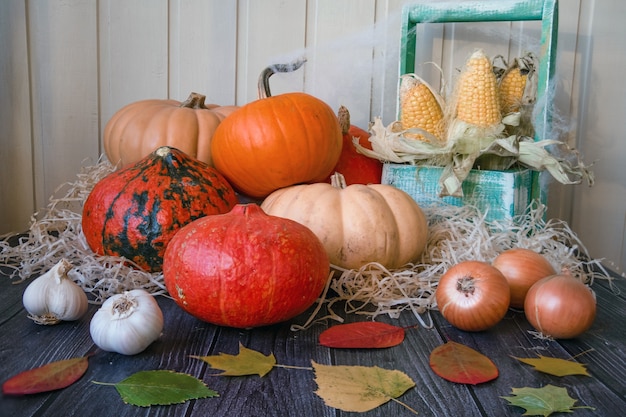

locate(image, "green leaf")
[[312, 361, 417, 413], [430, 341, 499, 385], [191, 343, 276, 377], [96, 370, 218, 407], [512, 355, 590, 377], [501, 385, 595, 416]]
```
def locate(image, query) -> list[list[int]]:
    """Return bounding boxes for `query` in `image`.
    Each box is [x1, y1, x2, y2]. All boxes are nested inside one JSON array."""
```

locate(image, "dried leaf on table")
[[2, 356, 89, 395], [512, 355, 590, 377], [501, 385, 595, 416], [429, 341, 498, 384], [312, 361, 417, 414], [319, 321, 406, 348], [93, 370, 218, 407], [191, 342, 276, 377]]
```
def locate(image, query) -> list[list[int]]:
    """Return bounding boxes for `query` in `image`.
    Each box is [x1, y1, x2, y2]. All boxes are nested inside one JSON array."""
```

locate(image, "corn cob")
[[399, 74, 445, 142], [499, 66, 527, 114], [453, 49, 501, 127], [498, 52, 538, 114]]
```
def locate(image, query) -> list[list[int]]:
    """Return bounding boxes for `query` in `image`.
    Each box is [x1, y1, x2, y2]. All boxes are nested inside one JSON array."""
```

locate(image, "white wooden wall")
[[1, 0, 624, 272]]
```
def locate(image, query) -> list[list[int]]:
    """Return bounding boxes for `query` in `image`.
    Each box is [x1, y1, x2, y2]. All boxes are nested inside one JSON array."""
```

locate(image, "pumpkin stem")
[[180, 92, 208, 109], [330, 172, 347, 189], [257, 58, 307, 99], [338, 105, 351, 135]]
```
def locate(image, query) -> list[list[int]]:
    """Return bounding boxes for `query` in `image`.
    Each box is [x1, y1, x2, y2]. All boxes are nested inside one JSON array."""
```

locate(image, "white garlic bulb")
[[22, 258, 89, 325], [90, 289, 164, 355]]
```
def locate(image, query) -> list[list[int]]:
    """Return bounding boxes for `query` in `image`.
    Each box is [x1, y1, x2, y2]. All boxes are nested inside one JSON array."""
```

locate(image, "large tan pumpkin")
[[104, 92, 238, 168], [260, 173, 429, 270]]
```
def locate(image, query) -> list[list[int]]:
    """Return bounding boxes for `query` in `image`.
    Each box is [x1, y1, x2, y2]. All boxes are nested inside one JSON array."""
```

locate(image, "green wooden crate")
[[382, 164, 532, 222], [399, 0, 558, 208]]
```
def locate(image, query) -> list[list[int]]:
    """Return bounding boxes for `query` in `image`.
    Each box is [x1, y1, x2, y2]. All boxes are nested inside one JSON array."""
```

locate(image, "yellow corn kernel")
[[499, 66, 527, 114], [454, 49, 501, 127], [399, 74, 445, 141]]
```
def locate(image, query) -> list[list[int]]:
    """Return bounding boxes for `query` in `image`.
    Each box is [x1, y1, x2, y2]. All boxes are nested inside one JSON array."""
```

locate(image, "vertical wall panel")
[[169, 0, 238, 105], [236, 0, 307, 105], [98, 0, 169, 144], [371, 0, 408, 124], [570, 0, 626, 270], [303, 0, 377, 128], [543, 1, 581, 223], [0, 0, 35, 234], [28, 0, 99, 210]]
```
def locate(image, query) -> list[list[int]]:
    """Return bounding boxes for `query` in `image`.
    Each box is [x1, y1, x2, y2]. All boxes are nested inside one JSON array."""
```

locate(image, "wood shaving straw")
[[1, 158, 616, 319]]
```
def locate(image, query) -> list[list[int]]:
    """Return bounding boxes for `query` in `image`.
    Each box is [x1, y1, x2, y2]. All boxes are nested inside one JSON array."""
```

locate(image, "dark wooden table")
[[1, 261, 625, 417]]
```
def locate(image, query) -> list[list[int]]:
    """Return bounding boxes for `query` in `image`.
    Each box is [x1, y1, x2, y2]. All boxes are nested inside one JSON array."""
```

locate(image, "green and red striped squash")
[[82, 146, 237, 272]]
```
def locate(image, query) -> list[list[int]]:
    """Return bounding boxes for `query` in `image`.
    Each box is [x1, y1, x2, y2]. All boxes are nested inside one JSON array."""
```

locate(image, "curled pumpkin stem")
[[179, 92, 209, 109], [258, 57, 307, 99]]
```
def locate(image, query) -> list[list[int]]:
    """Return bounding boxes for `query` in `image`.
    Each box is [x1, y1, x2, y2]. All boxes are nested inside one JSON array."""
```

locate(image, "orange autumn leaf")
[[319, 322, 406, 348], [2, 356, 89, 395], [429, 341, 498, 385]]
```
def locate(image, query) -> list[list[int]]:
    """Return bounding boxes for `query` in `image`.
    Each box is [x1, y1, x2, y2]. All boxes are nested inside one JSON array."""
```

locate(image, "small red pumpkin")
[[162, 204, 330, 328], [82, 146, 237, 272], [211, 60, 342, 198], [324, 106, 383, 185]]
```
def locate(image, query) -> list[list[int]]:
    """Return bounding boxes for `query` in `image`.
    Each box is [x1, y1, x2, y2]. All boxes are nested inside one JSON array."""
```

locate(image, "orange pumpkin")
[[211, 61, 343, 198], [104, 92, 238, 168]]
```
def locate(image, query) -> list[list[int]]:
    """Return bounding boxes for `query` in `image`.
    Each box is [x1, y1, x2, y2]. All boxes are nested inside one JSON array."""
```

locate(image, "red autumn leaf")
[[429, 341, 498, 385], [319, 322, 405, 348], [2, 356, 89, 395]]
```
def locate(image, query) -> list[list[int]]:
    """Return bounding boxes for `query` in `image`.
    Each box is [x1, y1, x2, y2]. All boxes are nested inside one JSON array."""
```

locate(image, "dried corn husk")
[[358, 118, 593, 197]]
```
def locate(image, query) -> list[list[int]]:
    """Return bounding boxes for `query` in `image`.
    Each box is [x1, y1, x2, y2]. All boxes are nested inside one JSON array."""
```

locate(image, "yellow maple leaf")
[[191, 343, 276, 377]]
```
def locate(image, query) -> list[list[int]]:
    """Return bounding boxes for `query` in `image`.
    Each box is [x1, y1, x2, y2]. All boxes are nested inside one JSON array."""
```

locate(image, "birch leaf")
[[3, 356, 89, 395], [312, 361, 416, 413], [501, 385, 595, 416], [512, 355, 590, 377], [429, 341, 498, 384], [319, 322, 405, 348], [94, 370, 218, 407], [191, 343, 276, 377]]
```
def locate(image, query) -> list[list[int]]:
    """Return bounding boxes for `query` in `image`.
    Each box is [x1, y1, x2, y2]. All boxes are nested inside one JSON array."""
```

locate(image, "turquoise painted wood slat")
[[398, 0, 558, 207]]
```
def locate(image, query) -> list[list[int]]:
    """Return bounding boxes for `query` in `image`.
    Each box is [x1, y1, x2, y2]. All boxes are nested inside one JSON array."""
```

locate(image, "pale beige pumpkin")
[[260, 173, 428, 270], [104, 92, 237, 168]]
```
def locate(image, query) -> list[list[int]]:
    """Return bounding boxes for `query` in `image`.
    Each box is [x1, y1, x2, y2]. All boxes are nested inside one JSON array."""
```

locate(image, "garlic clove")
[[22, 258, 89, 325]]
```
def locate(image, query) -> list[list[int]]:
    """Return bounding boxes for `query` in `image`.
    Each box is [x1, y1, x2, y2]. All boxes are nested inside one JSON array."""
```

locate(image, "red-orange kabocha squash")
[[324, 105, 383, 185], [210, 60, 343, 198], [162, 204, 330, 328], [82, 146, 237, 272], [104, 92, 238, 168]]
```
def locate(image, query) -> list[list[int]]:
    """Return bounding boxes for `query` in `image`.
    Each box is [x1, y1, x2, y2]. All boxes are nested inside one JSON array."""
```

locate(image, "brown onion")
[[524, 272, 596, 339], [436, 261, 510, 331], [492, 248, 556, 309]]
